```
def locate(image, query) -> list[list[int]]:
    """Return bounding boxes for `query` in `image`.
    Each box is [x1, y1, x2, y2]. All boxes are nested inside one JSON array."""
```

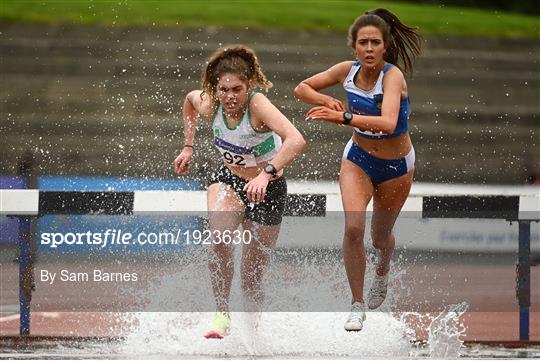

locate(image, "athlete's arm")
[[251, 93, 305, 173], [293, 61, 352, 111], [243, 93, 306, 203], [306, 67, 404, 134], [174, 90, 211, 175]]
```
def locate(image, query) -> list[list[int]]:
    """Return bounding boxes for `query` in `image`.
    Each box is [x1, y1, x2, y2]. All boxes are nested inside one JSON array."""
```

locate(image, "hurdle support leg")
[[516, 221, 531, 342], [18, 216, 34, 337]]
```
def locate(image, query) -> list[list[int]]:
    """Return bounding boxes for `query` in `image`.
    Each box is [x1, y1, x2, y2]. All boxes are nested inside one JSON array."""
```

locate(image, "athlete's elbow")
[[289, 131, 306, 154], [381, 119, 398, 134], [382, 125, 397, 134], [293, 82, 308, 99], [296, 134, 306, 152]]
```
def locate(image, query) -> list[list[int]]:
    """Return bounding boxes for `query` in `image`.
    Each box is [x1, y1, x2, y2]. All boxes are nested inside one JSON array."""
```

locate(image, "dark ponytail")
[[348, 8, 423, 76]]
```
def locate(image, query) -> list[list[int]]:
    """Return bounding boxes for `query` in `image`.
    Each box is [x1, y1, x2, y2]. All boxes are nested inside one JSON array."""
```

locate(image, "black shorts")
[[208, 164, 287, 226]]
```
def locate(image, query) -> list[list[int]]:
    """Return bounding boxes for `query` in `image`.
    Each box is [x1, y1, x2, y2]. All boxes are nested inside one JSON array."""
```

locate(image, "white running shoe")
[[367, 273, 389, 310], [344, 301, 366, 331]]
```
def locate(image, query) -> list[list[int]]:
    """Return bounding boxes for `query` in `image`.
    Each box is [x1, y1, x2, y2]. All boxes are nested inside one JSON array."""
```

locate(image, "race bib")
[[214, 136, 258, 167], [218, 148, 257, 167]]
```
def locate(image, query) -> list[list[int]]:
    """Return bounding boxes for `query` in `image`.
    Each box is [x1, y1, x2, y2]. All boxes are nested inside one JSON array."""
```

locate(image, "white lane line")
[[0, 313, 20, 322], [0, 312, 60, 322]]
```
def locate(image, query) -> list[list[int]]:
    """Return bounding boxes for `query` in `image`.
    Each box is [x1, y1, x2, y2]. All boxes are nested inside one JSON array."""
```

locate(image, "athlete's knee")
[[371, 238, 386, 250], [242, 285, 263, 307], [208, 246, 234, 267], [344, 223, 365, 243], [211, 242, 234, 257], [241, 272, 261, 294], [371, 233, 395, 250]]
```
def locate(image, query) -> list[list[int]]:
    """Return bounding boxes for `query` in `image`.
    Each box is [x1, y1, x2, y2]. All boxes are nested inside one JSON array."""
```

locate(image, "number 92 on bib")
[[218, 148, 257, 167]]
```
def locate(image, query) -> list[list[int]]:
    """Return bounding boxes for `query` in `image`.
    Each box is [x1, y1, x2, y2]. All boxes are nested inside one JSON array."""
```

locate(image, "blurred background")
[[1, 0, 539, 186], [1, 1, 539, 347]]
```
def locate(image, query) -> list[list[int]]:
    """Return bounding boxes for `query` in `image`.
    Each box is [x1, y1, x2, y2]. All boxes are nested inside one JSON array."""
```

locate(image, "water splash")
[[116, 248, 470, 358], [120, 311, 412, 358], [426, 302, 469, 357]]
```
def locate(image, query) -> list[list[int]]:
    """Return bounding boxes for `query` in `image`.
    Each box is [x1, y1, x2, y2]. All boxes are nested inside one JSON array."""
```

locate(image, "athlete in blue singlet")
[[294, 8, 422, 331], [174, 45, 305, 338]]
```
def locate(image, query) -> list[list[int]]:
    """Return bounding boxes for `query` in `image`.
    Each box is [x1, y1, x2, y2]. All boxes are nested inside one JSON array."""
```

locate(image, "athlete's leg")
[[370, 169, 414, 276], [366, 169, 414, 310], [207, 183, 245, 313], [240, 220, 280, 308], [339, 159, 374, 303]]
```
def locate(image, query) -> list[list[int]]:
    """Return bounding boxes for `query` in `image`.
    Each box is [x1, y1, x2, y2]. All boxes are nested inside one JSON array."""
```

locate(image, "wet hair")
[[347, 8, 423, 76], [201, 45, 273, 109]]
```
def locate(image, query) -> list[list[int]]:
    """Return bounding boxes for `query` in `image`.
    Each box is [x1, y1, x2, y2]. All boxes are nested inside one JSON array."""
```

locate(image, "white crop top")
[[211, 93, 282, 167]]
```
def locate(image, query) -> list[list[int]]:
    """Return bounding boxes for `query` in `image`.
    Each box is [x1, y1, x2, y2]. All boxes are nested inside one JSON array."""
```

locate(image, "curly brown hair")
[[201, 45, 273, 109]]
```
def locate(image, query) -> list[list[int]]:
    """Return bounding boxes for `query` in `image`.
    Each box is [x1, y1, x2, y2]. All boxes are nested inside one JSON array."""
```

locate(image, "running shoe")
[[204, 312, 231, 339], [344, 301, 366, 331], [367, 272, 389, 310]]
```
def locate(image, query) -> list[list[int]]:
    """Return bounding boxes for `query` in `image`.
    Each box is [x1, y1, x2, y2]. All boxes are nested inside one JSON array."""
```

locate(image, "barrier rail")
[[1, 188, 538, 340]]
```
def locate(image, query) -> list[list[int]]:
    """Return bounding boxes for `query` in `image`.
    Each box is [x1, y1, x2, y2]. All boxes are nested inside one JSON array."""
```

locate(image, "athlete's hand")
[[321, 96, 345, 112], [243, 172, 272, 204], [174, 147, 193, 175], [305, 106, 342, 124]]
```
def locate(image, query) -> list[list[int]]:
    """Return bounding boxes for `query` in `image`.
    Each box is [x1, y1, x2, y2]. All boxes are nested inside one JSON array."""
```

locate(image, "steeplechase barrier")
[[1, 184, 538, 341]]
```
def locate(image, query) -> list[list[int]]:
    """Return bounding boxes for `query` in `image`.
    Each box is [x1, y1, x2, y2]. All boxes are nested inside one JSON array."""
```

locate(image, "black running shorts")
[[208, 164, 287, 226]]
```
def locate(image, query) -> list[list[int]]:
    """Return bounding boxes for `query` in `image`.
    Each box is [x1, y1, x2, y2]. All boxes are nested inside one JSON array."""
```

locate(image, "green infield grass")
[[1, 0, 538, 38]]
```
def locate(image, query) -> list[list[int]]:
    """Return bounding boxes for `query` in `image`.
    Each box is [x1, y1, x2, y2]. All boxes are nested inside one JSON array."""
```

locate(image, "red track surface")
[[1, 259, 538, 341]]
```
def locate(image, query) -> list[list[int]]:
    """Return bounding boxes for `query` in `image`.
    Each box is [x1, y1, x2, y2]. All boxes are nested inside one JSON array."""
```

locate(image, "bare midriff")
[[352, 131, 412, 159]]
